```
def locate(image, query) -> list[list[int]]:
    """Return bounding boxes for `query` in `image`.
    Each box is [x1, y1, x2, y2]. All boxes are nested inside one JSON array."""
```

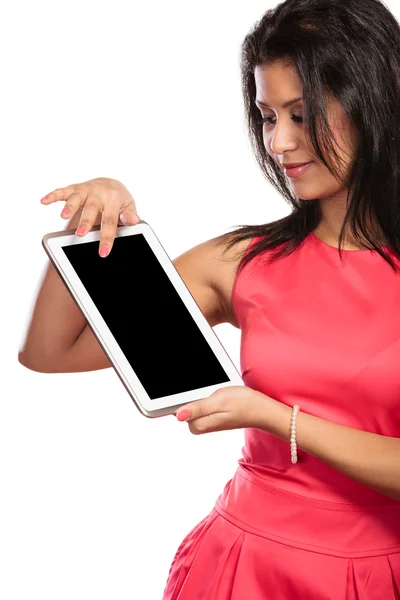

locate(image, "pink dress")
[[162, 231, 400, 599]]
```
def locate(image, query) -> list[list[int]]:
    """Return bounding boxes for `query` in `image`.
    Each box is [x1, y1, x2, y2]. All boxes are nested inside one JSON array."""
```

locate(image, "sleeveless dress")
[[162, 231, 400, 600]]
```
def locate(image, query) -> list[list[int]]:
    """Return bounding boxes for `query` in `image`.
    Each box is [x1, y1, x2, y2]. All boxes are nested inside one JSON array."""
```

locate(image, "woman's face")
[[254, 61, 357, 201]]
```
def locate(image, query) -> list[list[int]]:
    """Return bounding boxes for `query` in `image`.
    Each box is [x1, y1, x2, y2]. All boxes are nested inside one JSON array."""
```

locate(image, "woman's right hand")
[[40, 177, 140, 257]]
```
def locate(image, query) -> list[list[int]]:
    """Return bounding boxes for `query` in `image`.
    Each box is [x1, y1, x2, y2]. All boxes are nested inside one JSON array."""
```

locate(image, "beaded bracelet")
[[290, 404, 300, 464]]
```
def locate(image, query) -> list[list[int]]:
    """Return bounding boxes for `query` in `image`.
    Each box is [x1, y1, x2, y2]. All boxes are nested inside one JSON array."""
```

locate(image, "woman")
[[19, 0, 400, 597]]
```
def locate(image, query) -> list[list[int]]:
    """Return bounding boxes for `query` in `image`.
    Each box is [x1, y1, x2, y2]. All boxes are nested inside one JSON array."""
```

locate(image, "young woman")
[[19, 0, 400, 597]]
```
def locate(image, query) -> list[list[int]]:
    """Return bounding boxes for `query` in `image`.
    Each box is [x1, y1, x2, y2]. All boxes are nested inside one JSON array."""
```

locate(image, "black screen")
[[62, 233, 230, 400]]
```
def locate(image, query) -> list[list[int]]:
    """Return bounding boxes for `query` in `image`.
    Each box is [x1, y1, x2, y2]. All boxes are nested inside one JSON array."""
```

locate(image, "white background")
[[0, 1, 299, 598]]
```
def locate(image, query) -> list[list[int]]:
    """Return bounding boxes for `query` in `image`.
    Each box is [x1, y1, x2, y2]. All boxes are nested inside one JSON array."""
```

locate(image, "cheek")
[[329, 113, 356, 153]]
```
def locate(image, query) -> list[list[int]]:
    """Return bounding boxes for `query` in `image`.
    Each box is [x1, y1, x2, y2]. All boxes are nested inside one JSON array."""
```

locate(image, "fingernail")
[[100, 245, 110, 258], [176, 409, 191, 422], [61, 208, 71, 218], [40, 195, 49, 203], [76, 225, 87, 236], [120, 213, 127, 225]]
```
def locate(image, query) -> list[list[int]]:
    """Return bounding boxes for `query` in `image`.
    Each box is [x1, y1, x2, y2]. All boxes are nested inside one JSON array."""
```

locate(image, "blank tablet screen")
[[62, 233, 230, 400]]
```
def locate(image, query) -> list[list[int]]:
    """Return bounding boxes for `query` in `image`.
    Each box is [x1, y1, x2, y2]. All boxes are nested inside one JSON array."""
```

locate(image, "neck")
[[315, 198, 387, 250], [314, 223, 387, 250]]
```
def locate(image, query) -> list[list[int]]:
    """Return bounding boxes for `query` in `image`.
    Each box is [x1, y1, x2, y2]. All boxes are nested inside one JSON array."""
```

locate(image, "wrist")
[[258, 394, 292, 442]]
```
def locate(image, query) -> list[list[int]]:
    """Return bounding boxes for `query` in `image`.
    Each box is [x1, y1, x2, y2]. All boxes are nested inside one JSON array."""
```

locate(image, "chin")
[[296, 196, 320, 201], [293, 189, 321, 201]]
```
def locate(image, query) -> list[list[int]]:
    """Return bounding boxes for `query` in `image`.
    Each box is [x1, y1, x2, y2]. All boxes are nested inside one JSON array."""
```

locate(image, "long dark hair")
[[216, 0, 400, 276]]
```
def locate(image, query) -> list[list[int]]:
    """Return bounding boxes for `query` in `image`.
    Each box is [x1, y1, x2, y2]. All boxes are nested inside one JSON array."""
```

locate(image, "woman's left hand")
[[174, 386, 272, 435]]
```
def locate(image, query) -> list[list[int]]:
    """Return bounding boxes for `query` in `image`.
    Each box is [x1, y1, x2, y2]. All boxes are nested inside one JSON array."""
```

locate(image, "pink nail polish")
[[61, 208, 71, 217], [76, 225, 86, 236], [177, 409, 191, 422], [40, 195, 49, 203], [100, 245, 109, 258]]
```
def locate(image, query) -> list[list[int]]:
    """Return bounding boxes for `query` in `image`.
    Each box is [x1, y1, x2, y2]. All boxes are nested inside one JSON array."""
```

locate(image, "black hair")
[[216, 0, 400, 275]]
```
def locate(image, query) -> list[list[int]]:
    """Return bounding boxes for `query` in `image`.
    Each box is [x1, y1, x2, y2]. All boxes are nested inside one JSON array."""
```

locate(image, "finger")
[[60, 190, 88, 220], [119, 200, 140, 226], [99, 209, 119, 258], [188, 413, 226, 435], [176, 395, 221, 422], [40, 184, 78, 205], [119, 209, 140, 226], [75, 196, 103, 236]]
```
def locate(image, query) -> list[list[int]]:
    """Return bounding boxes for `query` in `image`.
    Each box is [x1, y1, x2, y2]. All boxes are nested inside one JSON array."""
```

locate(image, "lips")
[[283, 161, 313, 178], [282, 162, 311, 169]]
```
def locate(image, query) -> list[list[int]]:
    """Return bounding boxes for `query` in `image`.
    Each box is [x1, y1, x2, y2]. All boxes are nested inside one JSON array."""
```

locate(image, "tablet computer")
[[42, 221, 243, 418]]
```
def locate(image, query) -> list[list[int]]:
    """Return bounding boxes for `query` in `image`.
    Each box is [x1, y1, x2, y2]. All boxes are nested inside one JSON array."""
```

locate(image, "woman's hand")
[[175, 386, 273, 435], [40, 177, 140, 257]]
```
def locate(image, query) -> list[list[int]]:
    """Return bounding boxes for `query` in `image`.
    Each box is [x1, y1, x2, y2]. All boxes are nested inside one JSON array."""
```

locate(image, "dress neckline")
[[310, 231, 390, 253]]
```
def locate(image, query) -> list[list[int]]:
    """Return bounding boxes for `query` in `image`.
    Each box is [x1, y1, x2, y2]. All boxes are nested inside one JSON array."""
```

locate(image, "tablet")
[[42, 221, 243, 418]]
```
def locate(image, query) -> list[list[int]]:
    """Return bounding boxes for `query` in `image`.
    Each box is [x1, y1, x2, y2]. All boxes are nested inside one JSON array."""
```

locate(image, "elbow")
[[18, 350, 56, 373]]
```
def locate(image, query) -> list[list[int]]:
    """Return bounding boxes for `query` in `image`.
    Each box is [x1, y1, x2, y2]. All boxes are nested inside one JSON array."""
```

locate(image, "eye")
[[260, 114, 304, 126]]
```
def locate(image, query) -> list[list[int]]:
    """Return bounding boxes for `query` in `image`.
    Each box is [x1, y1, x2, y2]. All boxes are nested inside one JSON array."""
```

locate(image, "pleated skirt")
[[162, 464, 400, 599]]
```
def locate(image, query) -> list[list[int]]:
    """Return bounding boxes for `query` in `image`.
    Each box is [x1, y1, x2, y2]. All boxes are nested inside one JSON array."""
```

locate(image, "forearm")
[[261, 393, 400, 502], [18, 209, 100, 370]]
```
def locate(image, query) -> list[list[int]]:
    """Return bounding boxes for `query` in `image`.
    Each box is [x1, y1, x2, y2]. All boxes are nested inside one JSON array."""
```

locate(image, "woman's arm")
[[18, 179, 139, 373], [18, 207, 103, 372], [174, 385, 400, 501], [263, 397, 400, 502]]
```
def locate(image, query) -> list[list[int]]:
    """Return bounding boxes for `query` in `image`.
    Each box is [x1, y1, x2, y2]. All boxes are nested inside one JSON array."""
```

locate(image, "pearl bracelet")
[[290, 404, 300, 464]]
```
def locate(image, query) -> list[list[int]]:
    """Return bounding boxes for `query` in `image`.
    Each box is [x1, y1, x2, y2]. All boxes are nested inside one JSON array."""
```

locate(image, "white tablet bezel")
[[42, 221, 243, 418]]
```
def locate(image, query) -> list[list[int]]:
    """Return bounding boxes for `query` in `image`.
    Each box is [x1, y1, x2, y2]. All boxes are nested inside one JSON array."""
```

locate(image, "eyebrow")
[[255, 96, 303, 109]]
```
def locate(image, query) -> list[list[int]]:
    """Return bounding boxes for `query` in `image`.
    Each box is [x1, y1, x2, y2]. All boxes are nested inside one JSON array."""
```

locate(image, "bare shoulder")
[[172, 234, 253, 329]]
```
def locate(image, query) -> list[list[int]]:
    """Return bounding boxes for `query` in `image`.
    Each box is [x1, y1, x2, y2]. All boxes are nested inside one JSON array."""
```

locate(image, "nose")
[[268, 120, 299, 156]]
